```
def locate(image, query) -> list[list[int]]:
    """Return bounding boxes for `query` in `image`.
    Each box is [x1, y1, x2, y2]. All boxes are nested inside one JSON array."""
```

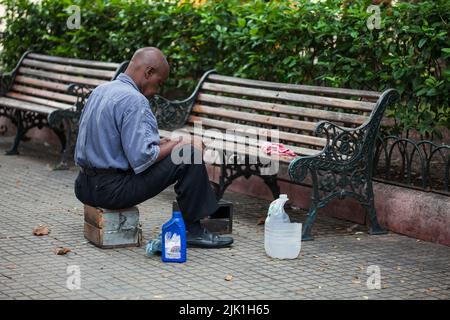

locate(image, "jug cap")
[[280, 194, 288, 199], [173, 211, 183, 218]]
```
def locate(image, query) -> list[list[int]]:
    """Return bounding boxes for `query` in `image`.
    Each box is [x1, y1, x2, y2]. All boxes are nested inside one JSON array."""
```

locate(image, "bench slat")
[[0, 97, 56, 114], [201, 82, 375, 112], [27, 53, 120, 70], [18, 67, 105, 87], [5, 92, 74, 110], [22, 59, 116, 79], [208, 74, 381, 100], [197, 93, 369, 126], [11, 84, 77, 104], [173, 125, 317, 156], [160, 129, 319, 163], [159, 129, 299, 164], [192, 104, 316, 132], [188, 115, 326, 148], [15, 75, 70, 92]]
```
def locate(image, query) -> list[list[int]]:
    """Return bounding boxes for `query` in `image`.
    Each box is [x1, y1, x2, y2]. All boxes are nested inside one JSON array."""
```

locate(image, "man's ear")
[[144, 66, 155, 79]]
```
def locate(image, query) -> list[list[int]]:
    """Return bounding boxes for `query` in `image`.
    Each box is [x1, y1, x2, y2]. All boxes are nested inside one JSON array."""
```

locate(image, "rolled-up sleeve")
[[121, 98, 160, 174]]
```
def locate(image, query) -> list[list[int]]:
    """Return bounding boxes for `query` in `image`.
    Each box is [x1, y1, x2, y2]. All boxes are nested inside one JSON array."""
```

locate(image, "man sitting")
[[74, 47, 233, 248]]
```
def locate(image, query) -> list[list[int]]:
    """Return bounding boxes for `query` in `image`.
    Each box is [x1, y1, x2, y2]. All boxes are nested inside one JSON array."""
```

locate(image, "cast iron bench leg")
[[5, 112, 24, 155], [302, 203, 318, 241]]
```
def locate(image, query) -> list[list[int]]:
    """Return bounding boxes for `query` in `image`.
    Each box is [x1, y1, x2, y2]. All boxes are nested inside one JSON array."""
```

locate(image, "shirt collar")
[[117, 73, 140, 92]]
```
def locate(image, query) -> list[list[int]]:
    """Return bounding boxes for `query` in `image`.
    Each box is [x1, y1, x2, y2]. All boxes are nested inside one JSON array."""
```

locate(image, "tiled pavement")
[[0, 138, 449, 300]]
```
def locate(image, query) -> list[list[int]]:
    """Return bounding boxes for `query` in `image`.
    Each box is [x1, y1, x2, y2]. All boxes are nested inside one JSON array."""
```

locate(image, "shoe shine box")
[[83, 205, 142, 248], [172, 200, 233, 234]]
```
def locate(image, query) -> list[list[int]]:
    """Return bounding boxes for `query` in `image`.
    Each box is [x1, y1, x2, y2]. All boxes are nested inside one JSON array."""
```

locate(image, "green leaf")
[[418, 38, 427, 48], [237, 18, 246, 28], [249, 27, 259, 36], [350, 31, 359, 39]]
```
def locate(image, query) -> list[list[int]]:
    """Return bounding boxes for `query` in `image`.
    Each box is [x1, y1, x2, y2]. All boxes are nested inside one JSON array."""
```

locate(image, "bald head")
[[125, 47, 170, 98]]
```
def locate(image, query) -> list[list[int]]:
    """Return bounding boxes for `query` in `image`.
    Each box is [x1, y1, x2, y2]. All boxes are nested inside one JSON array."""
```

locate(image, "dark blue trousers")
[[74, 148, 219, 227]]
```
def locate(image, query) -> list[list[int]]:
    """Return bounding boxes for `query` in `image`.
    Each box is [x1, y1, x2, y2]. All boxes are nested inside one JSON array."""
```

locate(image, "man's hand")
[[155, 134, 205, 163], [155, 136, 181, 163], [159, 137, 171, 144]]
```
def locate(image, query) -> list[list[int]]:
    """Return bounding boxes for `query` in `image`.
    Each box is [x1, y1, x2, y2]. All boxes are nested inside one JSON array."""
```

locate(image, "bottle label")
[[164, 232, 181, 259]]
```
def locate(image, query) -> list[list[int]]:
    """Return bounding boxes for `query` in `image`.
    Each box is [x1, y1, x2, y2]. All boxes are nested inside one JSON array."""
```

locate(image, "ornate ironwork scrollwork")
[[214, 150, 280, 200], [47, 108, 81, 169], [67, 83, 92, 112], [151, 94, 195, 131], [151, 69, 217, 130], [0, 104, 17, 126]]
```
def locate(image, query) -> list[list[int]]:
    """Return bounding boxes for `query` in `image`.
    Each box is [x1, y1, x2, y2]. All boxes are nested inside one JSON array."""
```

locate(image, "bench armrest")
[[314, 119, 367, 148], [1, 51, 34, 96], [150, 69, 217, 130], [288, 120, 370, 183], [150, 94, 196, 130], [67, 83, 93, 112], [0, 71, 14, 96], [289, 89, 400, 184]]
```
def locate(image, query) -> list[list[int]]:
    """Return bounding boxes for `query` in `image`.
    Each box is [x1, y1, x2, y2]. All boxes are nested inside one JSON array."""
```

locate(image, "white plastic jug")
[[264, 194, 302, 259]]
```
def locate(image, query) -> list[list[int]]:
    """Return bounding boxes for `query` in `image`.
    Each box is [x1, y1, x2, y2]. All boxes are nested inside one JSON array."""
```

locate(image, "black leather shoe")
[[187, 228, 233, 248]]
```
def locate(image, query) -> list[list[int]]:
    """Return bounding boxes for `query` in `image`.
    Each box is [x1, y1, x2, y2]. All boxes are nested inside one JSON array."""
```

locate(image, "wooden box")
[[84, 205, 142, 248], [172, 200, 233, 234]]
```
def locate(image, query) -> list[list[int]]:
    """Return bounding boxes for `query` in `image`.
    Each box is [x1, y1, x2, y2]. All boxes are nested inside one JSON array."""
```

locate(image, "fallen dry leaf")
[[256, 217, 265, 225], [54, 247, 71, 255], [362, 296, 369, 300], [351, 276, 361, 284], [33, 225, 49, 236], [224, 274, 233, 281], [346, 224, 359, 232]]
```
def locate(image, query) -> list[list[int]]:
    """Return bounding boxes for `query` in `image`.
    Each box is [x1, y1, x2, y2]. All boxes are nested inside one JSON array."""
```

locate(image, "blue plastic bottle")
[[161, 211, 187, 263]]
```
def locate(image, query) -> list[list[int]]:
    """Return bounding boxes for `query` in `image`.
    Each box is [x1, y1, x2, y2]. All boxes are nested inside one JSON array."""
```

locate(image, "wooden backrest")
[[8, 53, 123, 110], [188, 73, 383, 150]]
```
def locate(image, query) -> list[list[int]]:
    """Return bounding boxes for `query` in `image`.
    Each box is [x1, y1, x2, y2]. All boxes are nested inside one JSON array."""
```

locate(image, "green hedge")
[[1, 0, 449, 136]]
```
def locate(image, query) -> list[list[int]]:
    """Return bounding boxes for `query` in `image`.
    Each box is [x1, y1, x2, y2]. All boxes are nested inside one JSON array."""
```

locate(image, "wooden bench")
[[0, 51, 128, 167], [153, 70, 399, 240]]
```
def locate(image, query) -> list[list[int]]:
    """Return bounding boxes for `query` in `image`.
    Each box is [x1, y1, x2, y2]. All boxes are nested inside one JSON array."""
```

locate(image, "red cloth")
[[261, 142, 297, 158]]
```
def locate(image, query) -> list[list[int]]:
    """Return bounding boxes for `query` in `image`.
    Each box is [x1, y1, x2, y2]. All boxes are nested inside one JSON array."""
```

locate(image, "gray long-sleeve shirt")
[[74, 73, 160, 174]]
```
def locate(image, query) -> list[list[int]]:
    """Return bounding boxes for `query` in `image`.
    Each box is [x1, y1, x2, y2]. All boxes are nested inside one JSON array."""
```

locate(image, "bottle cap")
[[173, 211, 183, 218], [280, 194, 288, 199]]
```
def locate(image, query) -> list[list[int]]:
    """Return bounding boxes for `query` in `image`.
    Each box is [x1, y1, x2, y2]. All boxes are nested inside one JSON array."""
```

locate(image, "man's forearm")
[[155, 140, 179, 163]]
